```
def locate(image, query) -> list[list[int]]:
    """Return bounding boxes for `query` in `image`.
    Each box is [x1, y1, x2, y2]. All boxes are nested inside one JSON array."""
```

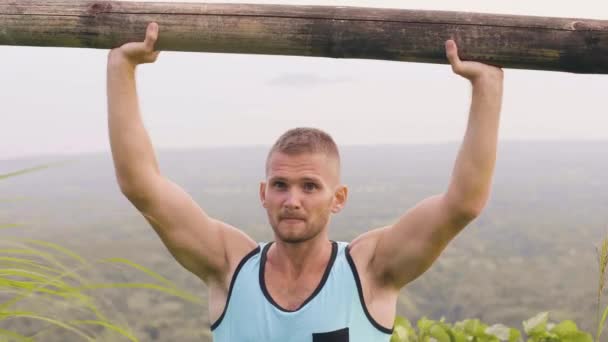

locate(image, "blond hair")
[[266, 127, 340, 173]]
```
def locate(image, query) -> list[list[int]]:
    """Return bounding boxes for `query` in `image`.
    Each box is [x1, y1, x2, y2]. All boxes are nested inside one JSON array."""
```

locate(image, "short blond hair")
[[266, 127, 340, 173]]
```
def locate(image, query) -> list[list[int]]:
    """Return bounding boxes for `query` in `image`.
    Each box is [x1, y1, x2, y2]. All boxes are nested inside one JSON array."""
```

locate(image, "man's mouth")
[[280, 217, 305, 222]]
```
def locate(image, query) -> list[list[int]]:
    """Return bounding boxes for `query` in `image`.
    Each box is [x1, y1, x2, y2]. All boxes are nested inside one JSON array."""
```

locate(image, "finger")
[[144, 22, 159, 50], [445, 40, 461, 68]]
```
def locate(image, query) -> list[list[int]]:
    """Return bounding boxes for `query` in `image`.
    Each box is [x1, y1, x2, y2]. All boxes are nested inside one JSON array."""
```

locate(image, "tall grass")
[[2, 164, 606, 341], [595, 232, 608, 342], [0, 166, 201, 341]]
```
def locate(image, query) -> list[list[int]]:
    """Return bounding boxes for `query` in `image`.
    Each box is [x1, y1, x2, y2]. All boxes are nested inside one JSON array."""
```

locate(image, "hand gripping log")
[[1, 1, 607, 73]]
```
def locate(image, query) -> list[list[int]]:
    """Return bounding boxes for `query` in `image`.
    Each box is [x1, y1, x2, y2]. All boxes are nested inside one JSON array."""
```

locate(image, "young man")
[[107, 23, 503, 341]]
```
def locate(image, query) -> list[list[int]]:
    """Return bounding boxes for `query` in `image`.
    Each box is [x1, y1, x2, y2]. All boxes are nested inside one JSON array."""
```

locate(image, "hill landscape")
[[0, 141, 606, 341]]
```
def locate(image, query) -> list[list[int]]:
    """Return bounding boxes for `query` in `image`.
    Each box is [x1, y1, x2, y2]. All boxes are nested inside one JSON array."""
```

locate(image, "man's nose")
[[283, 190, 301, 209]]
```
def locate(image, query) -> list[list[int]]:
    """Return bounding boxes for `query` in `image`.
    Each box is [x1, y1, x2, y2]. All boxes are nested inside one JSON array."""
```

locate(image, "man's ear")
[[331, 185, 348, 213], [260, 182, 267, 208]]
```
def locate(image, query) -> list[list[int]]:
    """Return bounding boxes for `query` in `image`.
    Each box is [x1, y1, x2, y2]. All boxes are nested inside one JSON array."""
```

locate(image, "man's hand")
[[108, 22, 160, 67], [446, 39, 503, 83]]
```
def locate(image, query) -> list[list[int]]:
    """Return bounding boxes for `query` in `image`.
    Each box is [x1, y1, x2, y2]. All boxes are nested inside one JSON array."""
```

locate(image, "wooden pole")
[[1, 1, 607, 74]]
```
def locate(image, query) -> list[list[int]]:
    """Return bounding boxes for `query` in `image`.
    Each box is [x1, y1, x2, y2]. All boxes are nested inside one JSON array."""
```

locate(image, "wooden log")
[[0, 1, 607, 73]]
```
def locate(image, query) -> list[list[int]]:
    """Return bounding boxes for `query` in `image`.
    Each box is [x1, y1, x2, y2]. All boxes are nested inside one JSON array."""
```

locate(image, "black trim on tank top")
[[344, 244, 394, 334], [259, 240, 338, 312], [210, 245, 261, 331]]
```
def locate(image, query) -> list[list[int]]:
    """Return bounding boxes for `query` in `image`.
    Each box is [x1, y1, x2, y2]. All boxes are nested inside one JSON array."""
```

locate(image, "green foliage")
[[0, 163, 61, 180], [0, 166, 201, 341], [0, 238, 202, 341], [596, 233, 608, 342], [391, 312, 592, 342], [3, 161, 607, 341]]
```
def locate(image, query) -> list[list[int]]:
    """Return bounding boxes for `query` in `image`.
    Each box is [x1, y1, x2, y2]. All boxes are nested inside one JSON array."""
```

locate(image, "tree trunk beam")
[[1, 1, 607, 73]]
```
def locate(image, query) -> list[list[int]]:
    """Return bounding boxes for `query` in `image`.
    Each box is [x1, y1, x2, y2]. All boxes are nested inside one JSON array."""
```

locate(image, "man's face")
[[260, 152, 347, 244]]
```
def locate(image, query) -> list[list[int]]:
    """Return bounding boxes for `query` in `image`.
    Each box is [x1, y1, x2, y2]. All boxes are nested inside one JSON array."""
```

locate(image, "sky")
[[1, 0, 606, 160]]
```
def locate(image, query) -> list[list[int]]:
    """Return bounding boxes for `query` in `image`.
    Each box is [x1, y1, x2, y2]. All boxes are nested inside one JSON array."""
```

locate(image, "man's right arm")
[[107, 23, 257, 284]]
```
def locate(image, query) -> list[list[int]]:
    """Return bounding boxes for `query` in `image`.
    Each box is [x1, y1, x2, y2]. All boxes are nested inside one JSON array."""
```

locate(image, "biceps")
[[373, 195, 469, 288], [131, 178, 228, 281], [374, 228, 441, 288]]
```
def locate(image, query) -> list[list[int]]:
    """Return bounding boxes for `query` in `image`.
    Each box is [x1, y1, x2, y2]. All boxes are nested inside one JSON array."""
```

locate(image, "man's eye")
[[273, 182, 287, 189], [303, 183, 318, 191]]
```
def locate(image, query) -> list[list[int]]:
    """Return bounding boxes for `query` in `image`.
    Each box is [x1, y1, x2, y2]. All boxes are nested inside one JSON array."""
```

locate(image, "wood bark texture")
[[1, 1, 607, 73]]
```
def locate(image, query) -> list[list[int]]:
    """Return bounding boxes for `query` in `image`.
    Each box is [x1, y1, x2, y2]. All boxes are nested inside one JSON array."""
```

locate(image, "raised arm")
[[359, 40, 504, 289], [107, 23, 256, 284]]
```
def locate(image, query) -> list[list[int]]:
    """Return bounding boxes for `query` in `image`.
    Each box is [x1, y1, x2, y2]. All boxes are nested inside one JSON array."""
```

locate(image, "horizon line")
[[1, 138, 607, 163]]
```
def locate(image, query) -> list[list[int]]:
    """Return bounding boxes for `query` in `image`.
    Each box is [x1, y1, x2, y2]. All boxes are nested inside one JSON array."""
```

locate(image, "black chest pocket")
[[312, 327, 349, 342]]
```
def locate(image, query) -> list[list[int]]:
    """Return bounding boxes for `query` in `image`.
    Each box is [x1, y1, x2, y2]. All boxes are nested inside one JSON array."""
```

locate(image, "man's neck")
[[267, 236, 333, 279]]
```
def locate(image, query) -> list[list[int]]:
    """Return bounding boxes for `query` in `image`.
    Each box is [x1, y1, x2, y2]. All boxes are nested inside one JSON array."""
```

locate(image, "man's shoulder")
[[348, 226, 388, 259]]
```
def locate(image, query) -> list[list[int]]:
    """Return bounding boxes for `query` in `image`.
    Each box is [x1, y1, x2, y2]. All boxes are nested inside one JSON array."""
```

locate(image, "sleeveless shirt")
[[210, 240, 394, 341]]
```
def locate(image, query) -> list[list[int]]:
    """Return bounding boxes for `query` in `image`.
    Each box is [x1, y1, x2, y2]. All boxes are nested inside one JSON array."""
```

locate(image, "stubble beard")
[[271, 216, 328, 244]]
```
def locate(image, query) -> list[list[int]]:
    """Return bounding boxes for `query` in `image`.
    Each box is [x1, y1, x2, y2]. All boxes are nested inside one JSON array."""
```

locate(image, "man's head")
[[260, 128, 348, 244]]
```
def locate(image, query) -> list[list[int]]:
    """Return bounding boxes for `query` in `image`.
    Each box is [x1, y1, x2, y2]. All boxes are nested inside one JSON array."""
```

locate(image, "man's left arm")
[[369, 40, 504, 289]]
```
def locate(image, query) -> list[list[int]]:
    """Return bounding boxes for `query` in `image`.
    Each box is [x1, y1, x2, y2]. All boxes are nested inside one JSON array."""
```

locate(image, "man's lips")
[[280, 217, 306, 222]]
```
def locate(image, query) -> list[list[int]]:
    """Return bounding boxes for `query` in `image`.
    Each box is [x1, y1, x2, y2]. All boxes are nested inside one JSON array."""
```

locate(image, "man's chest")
[[264, 268, 324, 311]]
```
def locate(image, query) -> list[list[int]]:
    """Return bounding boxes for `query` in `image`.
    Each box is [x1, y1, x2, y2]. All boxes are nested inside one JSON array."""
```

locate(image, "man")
[[107, 22, 503, 341]]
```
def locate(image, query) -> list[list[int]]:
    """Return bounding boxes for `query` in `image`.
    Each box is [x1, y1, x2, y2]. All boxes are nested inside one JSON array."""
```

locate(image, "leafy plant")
[[2, 164, 605, 341], [390, 227, 608, 342], [391, 312, 592, 342]]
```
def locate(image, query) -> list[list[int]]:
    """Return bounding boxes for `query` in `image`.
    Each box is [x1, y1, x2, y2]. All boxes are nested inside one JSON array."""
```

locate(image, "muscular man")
[[107, 23, 503, 341]]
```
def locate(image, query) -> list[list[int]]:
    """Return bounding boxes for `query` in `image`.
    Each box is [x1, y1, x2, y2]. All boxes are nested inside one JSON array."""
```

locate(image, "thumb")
[[445, 40, 460, 67], [144, 22, 159, 50]]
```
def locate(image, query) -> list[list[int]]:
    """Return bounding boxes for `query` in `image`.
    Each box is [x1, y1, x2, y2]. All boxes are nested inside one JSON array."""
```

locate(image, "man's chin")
[[276, 226, 311, 243]]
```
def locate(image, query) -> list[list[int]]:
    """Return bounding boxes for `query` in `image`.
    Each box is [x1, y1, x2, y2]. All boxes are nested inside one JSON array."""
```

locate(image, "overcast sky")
[[1, 0, 606, 161]]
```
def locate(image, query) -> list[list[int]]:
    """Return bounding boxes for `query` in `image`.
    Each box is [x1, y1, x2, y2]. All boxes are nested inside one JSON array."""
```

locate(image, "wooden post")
[[1, 1, 607, 74]]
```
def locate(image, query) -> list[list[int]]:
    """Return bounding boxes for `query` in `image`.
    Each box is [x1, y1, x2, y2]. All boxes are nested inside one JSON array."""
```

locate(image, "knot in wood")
[[571, 21, 605, 31], [88, 1, 113, 15]]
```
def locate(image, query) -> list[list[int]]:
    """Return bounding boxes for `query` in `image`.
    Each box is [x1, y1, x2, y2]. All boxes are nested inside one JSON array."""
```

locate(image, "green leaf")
[[523, 312, 549, 335], [509, 328, 522, 342], [0, 164, 54, 180], [429, 324, 451, 342], [486, 324, 511, 341], [462, 319, 488, 337], [0, 256, 61, 274], [597, 305, 608, 342], [451, 329, 468, 342], [562, 331, 594, 342], [22, 239, 88, 265], [551, 320, 579, 336], [418, 317, 435, 334], [392, 316, 416, 342]]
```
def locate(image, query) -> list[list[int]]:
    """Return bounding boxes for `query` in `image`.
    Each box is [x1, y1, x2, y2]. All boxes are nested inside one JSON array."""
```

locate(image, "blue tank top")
[[210, 240, 394, 341]]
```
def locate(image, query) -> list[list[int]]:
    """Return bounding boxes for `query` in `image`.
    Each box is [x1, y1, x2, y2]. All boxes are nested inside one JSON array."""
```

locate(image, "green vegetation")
[[390, 228, 608, 342], [391, 312, 593, 342], [595, 234, 608, 342], [0, 166, 201, 341], [1, 143, 606, 341]]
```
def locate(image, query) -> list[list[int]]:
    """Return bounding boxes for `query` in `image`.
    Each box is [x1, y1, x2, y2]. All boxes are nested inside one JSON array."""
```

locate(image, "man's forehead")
[[266, 152, 340, 179]]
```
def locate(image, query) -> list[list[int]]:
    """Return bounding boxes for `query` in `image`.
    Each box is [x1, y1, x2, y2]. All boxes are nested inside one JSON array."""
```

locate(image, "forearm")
[[447, 73, 503, 215], [107, 53, 160, 194]]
